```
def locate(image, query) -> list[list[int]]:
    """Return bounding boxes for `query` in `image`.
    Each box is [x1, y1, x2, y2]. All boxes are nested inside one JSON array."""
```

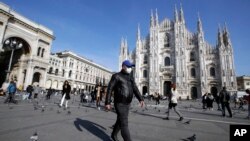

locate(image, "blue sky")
[[1, 0, 250, 75]]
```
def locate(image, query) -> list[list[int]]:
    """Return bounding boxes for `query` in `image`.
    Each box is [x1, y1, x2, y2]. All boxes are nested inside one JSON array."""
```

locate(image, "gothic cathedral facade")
[[119, 7, 237, 99]]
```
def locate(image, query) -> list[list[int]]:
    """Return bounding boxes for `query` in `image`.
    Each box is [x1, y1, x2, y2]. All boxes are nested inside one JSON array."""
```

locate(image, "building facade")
[[46, 51, 113, 92], [237, 76, 250, 91], [119, 7, 237, 99], [0, 2, 54, 89], [0, 2, 113, 91]]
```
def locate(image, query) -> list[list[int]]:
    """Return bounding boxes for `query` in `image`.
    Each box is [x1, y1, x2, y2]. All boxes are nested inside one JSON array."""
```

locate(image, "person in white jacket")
[[163, 83, 183, 121]]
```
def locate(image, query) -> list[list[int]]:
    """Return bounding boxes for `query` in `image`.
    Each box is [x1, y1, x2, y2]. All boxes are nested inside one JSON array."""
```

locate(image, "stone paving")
[[0, 94, 249, 141]]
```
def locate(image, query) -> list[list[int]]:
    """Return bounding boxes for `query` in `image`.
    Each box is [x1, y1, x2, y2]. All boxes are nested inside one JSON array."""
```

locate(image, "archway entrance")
[[191, 87, 198, 99], [0, 37, 30, 86], [163, 81, 171, 96], [142, 86, 148, 95], [32, 72, 41, 85], [210, 87, 218, 97]]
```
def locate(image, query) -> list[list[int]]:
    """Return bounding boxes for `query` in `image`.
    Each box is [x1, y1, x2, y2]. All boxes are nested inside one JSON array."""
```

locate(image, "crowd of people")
[[1, 59, 250, 141]]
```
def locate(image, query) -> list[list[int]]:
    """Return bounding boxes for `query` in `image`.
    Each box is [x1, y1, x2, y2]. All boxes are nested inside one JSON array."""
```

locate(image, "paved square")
[[0, 95, 249, 141]]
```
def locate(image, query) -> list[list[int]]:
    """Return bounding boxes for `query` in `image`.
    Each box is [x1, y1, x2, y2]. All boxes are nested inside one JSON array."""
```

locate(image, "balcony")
[[160, 66, 174, 74]]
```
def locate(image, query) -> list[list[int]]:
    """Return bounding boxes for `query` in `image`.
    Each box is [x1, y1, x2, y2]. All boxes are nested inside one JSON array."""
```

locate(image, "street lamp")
[[4, 38, 23, 82]]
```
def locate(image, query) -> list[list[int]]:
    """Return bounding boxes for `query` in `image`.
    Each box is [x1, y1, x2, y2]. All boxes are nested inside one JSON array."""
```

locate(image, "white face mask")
[[125, 67, 132, 74]]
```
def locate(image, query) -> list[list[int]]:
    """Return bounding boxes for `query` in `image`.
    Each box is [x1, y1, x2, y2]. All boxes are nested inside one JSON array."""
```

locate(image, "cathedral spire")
[[155, 9, 159, 26], [222, 22, 231, 47], [174, 4, 179, 22], [150, 9, 155, 27], [217, 24, 223, 47], [137, 24, 141, 41], [179, 3, 185, 24], [197, 13, 203, 33]]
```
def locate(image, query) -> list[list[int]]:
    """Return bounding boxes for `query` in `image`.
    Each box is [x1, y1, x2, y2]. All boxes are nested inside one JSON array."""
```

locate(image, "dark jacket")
[[26, 85, 33, 93], [62, 84, 71, 95], [219, 90, 230, 103], [105, 71, 143, 105]]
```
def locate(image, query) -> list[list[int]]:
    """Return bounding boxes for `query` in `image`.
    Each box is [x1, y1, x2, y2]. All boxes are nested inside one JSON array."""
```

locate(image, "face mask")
[[125, 67, 132, 74]]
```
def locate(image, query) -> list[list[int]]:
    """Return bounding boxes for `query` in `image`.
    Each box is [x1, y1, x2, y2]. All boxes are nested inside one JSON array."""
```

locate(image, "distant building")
[[119, 6, 237, 99], [0, 2, 112, 91], [237, 76, 250, 91], [0, 2, 54, 89], [47, 51, 112, 92]]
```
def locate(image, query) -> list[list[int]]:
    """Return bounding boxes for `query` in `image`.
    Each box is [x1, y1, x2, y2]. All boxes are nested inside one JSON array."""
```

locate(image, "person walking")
[[4, 81, 17, 104], [46, 87, 53, 100], [206, 93, 214, 110], [202, 93, 207, 109], [219, 87, 232, 117], [155, 92, 160, 105], [95, 82, 102, 110], [163, 83, 183, 121], [105, 60, 144, 141], [26, 85, 34, 99], [245, 89, 250, 119], [60, 80, 71, 109]]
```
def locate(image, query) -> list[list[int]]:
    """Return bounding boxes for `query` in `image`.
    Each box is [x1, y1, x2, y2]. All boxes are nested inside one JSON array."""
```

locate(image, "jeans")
[[112, 103, 131, 141], [221, 102, 232, 117]]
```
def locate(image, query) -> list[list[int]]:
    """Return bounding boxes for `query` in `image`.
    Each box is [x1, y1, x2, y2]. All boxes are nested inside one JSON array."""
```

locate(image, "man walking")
[[105, 60, 144, 141], [219, 87, 232, 117]]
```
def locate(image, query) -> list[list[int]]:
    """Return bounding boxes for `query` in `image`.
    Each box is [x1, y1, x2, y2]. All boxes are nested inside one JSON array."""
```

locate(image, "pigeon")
[[67, 111, 71, 115], [158, 109, 161, 112], [183, 120, 192, 124], [57, 110, 61, 114], [41, 108, 45, 112], [30, 131, 38, 141], [187, 134, 196, 141]]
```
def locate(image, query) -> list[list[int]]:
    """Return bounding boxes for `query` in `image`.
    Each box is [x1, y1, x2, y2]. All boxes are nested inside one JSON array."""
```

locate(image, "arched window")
[[164, 57, 170, 66], [37, 47, 41, 56], [143, 70, 147, 78], [190, 51, 195, 61], [164, 34, 170, 47], [191, 68, 196, 77], [41, 48, 45, 57], [143, 55, 148, 64], [69, 70, 72, 78], [210, 67, 216, 77], [55, 69, 59, 75], [49, 67, 53, 74], [62, 69, 65, 77]]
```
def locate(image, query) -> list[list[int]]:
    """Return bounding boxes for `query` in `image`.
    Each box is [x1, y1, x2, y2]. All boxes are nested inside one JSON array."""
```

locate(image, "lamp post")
[[4, 38, 23, 82]]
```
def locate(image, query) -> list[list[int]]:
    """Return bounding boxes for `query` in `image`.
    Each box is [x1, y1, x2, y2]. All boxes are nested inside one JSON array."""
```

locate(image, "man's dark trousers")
[[112, 103, 131, 141], [221, 102, 232, 117]]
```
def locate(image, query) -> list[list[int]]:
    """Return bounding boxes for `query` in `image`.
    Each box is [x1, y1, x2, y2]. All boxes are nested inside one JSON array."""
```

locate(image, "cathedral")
[[119, 6, 237, 99]]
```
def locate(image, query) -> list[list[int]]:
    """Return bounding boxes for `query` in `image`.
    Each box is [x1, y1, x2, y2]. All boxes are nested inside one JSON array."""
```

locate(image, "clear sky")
[[1, 0, 250, 75]]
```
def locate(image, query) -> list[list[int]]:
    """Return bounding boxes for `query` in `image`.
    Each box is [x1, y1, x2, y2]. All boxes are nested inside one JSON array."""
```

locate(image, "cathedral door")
[[191, 87, 198, 99], [142, 86, 148, 95], [210, 87, 218, 97], [163, 81, 171, 96]]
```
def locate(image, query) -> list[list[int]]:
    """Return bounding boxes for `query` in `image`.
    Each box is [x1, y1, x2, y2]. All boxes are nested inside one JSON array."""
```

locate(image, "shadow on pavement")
[[74, 118, 111, 141]]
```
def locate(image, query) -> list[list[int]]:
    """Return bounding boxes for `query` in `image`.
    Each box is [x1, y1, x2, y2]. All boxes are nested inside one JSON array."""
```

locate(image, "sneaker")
[[163, 117, 169, 120], [179, 117, 184, 121]]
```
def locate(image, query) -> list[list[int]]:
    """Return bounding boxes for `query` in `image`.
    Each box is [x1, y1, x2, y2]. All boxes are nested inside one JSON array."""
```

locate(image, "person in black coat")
[[219, 87, 232, 117], [60, 80, 71, 108]]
